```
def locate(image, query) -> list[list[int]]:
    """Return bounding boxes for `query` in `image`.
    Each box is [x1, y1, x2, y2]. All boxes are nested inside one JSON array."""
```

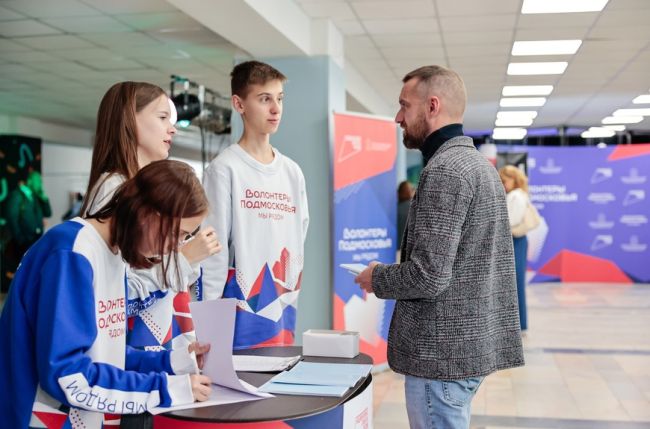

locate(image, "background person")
[[397, 180, 415, 249], [499, 165, 531, 332]]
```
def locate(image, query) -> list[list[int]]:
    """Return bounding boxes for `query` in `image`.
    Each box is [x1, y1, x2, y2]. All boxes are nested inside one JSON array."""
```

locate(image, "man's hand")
[[354, 261, 380, 294]]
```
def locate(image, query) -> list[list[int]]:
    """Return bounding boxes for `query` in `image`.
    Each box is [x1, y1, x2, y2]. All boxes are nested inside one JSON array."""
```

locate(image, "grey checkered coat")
[[373, 136, 524, 380]]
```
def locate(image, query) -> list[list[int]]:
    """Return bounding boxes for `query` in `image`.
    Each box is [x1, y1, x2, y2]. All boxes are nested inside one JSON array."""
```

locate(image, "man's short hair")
[[231, 61, 287, 98], [402, 65, 467, 117]]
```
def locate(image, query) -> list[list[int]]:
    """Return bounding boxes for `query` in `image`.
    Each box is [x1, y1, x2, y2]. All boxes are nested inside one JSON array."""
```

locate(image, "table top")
[[164, 346, 373, 423]]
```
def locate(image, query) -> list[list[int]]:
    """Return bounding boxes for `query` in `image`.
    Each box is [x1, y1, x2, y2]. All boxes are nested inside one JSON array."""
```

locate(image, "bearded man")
[[355, 65, 525, 429]]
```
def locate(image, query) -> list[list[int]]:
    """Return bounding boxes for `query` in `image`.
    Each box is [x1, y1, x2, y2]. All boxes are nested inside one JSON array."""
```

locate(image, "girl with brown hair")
[[82, 82, 221, 428], [0, 160, 212, 428]]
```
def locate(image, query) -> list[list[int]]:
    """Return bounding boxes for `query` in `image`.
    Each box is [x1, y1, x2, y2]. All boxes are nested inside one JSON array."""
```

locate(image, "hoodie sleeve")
[[298, 167, 310, 245], [35, 250, 193, 412], [200, 164, 232, 300]]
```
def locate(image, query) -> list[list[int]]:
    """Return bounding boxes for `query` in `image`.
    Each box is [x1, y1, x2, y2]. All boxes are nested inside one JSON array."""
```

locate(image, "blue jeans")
[[405, 375, 484, 429], [513, 235, 528, 330]]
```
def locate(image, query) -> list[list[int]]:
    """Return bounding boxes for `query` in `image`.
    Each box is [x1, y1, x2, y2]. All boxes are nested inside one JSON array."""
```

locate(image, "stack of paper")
[[258, 362, 372, 397], [150, 299, 272, 414], [233, 355, 301, 372]]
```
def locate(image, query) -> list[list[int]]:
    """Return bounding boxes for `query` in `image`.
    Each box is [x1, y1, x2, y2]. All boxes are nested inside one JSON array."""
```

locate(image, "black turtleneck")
[[420, 123, 464, 165]]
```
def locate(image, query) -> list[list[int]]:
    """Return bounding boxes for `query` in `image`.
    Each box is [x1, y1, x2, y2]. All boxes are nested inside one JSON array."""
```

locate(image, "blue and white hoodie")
[[0, 219, 194, 428]]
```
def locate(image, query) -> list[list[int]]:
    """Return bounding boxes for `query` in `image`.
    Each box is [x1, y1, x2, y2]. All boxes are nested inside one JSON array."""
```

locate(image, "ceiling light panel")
[[581, 127, 615, 138], [495, 117, 534, 127], [502, 85, 553, 96], [492, 128, 528, 140], [507, 62, 568, 75], [632, 94, 650, 104], [613, 108, 650, 116], [500, 97, 547, 107], [522, 0, 609, 14], [497, 111, 539, 119], [512, 40, 582, 56], [601, 116, 643, 124], [602, 125, 625, 131]]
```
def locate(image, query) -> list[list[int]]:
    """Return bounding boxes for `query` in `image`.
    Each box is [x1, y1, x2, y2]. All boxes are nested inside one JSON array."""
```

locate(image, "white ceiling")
[[1, 0, 649, 134]]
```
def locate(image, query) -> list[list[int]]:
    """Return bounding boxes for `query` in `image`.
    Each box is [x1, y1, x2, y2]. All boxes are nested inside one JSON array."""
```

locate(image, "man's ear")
[[232, 94, 245, 114], [428, 96, 440, 116]]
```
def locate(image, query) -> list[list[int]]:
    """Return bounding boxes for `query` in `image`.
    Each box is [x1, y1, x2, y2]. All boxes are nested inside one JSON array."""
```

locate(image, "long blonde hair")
[[498, 165, 528, 193]]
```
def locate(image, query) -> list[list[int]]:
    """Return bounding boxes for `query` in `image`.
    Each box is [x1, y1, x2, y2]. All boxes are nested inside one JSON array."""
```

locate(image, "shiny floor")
[[372, 282, 650, 429]]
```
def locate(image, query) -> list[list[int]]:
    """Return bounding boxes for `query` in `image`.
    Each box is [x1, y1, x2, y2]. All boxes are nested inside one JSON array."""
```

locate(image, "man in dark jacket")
[[355, 65, 524, 429], [7, 171, 51, 254]]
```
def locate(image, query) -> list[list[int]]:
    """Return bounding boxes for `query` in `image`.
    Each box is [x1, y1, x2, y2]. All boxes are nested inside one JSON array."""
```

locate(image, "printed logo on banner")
[[587, 192, 616, 204], [591, 235, 613, 251], [619, 215, 648, 227], [355, 408, 369, 429], [539, 158, 562, 174], [621, 168, 647, 185], [621, 235, 648, 252], [339, 135, 363, 162], [590, 168, 613, 184], [623, 190, 645, 206], [589, 213, 614, 229]]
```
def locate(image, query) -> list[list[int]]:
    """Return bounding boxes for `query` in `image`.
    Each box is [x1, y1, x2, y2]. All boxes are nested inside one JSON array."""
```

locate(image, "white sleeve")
[[200, 165, 232, 300], [127, 253, 200, 299], [299, 168, 309, 244], [506, 189, 528, 227], [84, 173, 124, 216]]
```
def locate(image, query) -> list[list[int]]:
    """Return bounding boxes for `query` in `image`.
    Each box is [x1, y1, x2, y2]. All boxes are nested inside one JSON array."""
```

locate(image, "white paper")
[[149, 384, 264, 415], [233, 355, 301, 372], [189, 298, 273, 398], [340, 263, 368, 275]]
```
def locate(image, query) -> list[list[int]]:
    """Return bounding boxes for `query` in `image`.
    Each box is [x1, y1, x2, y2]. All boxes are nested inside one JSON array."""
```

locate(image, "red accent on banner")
[[333, 294, 345, 331], [538, 249, 632, 283], [334, 294, 385, 364], [359, 338, 387, 365], [607, 143, 650, 161], [333, 113, 397, 190], [154, 416, 291, 428]]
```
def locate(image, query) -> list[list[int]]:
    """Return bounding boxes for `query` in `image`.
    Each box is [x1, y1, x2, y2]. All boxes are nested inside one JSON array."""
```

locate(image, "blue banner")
[[499, 144, 650, 283]]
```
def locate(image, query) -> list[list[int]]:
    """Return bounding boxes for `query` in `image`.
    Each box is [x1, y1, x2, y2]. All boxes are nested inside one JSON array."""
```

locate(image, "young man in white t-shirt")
[[202, 61, 309, 349]]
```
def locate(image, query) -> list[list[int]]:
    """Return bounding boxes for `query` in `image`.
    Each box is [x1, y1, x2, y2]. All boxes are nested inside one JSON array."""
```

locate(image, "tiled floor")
[[372, 282, 650, 429]]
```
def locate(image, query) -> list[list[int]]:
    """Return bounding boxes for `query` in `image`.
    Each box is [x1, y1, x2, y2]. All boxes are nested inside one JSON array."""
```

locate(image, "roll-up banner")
[[331, 112, 398, 366]]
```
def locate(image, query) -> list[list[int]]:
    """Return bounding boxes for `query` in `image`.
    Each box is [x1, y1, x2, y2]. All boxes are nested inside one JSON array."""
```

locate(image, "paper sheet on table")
[[149, 384, 264, 415], [258, 381, 350, 397], [268, 362, 372, 387], [189, 298, 273, 398], [233, 354, 301, 372]]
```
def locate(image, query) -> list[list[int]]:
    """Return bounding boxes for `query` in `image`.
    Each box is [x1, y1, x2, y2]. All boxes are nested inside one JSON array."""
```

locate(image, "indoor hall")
[[1, 0, 650, 428]]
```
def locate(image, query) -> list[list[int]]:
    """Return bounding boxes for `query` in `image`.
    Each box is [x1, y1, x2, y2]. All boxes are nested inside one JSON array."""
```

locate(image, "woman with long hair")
[[0, 160, 213, 428], [499, 165, 530, 331], [82, 82, 221, 428]]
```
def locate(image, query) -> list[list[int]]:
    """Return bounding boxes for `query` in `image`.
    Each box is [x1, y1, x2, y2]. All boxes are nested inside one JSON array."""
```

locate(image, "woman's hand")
[[189, 374, 212, 401], [188, 341, 211, 370], [180, 226, 222, 265]]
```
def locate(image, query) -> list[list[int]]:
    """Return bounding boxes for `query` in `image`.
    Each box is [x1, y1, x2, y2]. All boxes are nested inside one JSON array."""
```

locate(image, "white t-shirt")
[[202, 144, 309, 349], [506, 188, 529, 227]]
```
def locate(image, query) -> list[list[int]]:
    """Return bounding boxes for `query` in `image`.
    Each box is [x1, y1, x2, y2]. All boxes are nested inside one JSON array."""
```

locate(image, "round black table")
[[161, 346, 373, 424]]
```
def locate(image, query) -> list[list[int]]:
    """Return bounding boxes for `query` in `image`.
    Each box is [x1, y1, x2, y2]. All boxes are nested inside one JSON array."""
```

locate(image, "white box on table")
[[302, 329, 359, 358]]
